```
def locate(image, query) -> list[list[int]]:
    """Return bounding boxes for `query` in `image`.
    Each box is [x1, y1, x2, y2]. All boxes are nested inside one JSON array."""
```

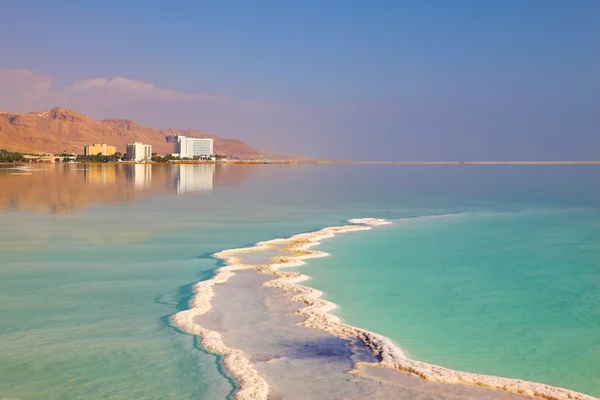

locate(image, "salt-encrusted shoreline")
[[171, 218, 596, 400]]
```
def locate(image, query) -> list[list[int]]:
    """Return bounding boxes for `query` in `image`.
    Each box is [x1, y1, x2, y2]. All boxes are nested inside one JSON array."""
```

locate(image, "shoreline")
[[322, 161, 600, 165], [2, 160, 600, 165], [171, 218, 596, 400]]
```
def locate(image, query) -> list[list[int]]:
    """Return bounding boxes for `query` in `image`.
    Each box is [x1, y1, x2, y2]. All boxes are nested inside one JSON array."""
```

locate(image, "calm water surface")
[[0, 163, 598, 399]]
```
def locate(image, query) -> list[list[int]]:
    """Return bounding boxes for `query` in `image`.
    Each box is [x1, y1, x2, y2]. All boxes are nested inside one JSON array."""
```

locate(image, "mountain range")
[[0, 107, 262, 158]]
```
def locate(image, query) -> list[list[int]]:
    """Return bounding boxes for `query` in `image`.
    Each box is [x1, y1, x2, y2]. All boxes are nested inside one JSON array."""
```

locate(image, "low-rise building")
[[125, 142, 152, 162], [84, 143, 116, 156]]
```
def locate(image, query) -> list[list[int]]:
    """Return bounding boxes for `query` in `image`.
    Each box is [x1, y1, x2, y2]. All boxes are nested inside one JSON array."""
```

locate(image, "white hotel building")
[[174, 135, 214, 159], [126, 142, 152, 162]]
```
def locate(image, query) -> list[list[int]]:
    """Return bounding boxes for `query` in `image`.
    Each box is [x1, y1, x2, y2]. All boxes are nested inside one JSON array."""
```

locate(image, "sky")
[[0, 0, 598, 161]]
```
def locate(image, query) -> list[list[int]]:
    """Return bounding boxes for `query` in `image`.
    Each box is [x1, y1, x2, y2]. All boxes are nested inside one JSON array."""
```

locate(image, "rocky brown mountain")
[[0, 107, 262, 158]]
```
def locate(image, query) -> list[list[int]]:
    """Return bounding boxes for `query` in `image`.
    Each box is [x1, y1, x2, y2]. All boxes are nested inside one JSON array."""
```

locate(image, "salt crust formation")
[[171, 218, 596, 400]]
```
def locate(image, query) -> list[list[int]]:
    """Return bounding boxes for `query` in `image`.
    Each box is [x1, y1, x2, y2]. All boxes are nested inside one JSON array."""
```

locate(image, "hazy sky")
[[0, 0, 598, 160]]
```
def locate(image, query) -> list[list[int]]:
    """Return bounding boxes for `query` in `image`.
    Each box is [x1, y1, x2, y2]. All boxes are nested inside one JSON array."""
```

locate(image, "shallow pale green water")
[[0, 163, 598, 398]]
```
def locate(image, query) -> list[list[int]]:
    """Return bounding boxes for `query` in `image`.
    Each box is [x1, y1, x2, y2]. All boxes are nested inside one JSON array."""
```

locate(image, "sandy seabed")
[[172, 218, 596, 400]]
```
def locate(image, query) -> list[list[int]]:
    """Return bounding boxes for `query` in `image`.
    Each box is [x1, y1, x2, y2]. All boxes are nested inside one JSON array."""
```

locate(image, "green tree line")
[[0, 149, 26, 163], [76, 152, 122, 162]]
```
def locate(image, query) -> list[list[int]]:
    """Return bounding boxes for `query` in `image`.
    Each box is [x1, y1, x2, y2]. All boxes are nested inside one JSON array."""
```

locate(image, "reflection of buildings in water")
[[0, 163, 253, 215], [133, 164, 152, 190], [84, 164, 117, 184], [124, 164, 153, 190], [174, 164, 215, 195]]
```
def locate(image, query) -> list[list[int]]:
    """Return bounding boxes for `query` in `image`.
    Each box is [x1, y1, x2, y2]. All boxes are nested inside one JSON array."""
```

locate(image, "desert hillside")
[[0, 107, 262, 158]]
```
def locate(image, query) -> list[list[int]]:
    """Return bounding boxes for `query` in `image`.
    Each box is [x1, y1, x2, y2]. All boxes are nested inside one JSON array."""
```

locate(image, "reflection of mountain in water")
[[0, 163, 255, 215]]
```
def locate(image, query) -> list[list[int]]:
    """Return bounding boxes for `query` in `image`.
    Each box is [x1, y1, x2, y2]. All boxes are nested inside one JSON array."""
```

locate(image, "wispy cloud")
[[0, 70, 53, 111], [0, 70, 228, 112], [0, 70, 53, 94], [69, 76, 228, 104]]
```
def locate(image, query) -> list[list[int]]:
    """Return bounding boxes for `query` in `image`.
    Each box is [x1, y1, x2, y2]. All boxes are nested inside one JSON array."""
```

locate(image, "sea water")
[[0, 163, 598, 399], [298, 209, 600, 395]]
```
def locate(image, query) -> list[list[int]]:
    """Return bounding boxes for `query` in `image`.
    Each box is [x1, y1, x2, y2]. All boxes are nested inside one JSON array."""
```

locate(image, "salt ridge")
[[172, 217, 596, 400]]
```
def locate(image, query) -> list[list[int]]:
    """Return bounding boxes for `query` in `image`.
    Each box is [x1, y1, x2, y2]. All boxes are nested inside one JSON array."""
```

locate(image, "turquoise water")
[[298, 209, 600, 395], [0, 164, 598, 398]]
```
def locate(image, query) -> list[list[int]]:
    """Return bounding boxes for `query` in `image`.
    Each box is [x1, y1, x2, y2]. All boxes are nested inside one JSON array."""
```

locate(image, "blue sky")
[[0, 0, 598, 160]]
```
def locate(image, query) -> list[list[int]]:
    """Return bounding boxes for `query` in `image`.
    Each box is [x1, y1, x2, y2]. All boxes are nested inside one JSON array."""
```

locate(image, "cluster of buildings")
[[84, 142, 151, 161], [82, 135, 214, 162]]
